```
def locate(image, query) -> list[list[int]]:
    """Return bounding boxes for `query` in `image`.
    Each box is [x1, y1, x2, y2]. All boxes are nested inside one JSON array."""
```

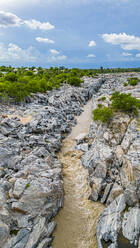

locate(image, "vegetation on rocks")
[[99, 96, 106, 101], [93, 106, 114, 123], [93, 92, 140, 123], [128, 77, 139, 86], [0, 66, 97, 102], [111, 91, 140, 116], [123, 82, 128, 87]]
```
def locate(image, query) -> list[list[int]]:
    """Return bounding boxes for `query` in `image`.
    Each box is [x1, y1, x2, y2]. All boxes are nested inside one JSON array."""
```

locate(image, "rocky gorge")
[[0, 73, 139, 248], [0, 77, 104, 248], [80, 73, 140, 247]]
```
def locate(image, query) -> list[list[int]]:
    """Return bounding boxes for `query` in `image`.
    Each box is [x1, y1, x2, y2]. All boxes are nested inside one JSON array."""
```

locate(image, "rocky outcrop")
[[0, 78, 104, 248], [80, 73, 140, 247]]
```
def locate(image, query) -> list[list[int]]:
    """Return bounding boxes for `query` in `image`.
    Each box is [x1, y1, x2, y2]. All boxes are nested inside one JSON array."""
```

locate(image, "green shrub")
[[111, 91, 140, 116], [5, 72, 18, 82], [67, 76, 83, 86], [128, 77, 139, 86], [123, 82, 128, 87], [98, 96, 106, 101], [93, 107, 114, 123], [24, 70, 34, 76], [101, 96, 106, 101], [93, 91, 140, 123], [26, 183, 30, 188], [97, 103, 103, 108]]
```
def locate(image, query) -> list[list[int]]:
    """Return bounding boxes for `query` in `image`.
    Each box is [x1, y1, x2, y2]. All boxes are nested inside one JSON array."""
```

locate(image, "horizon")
[[0, 1, 140, 68]]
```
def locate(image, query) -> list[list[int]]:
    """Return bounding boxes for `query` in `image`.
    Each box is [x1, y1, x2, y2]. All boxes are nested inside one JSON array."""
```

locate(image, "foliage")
[[123, 82, 128, 87], [67, 76, 83, 86], [93, 91, 140, 123], [5, 72, 18, 82], [97, 103, 103, 108], [0, 67, 90, 102], [0, 65, 140, 103], [111, 91, 140, 116], [93, 106, 114, 123], [128, 77, 139, 86], [26, 183, 30, 188], [99, 96, 106, 101]]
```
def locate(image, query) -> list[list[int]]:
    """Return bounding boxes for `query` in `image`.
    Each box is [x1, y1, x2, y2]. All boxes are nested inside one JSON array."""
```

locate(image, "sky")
[[0, 0, 140, 68]]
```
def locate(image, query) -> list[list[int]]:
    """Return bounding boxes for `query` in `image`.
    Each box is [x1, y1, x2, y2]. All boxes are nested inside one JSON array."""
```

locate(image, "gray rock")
[[122, 208, 140, 246], [25, 218, 47, 248], [37, 238, 52, 248], [97, 194, 126, 248], [13, 179, 28, 199], [75, 143, 89, 152], [0, 222, 9, 246]]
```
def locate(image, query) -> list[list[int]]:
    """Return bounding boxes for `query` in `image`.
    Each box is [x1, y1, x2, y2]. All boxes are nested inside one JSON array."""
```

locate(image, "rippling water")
[[53, 100, 104, 248]]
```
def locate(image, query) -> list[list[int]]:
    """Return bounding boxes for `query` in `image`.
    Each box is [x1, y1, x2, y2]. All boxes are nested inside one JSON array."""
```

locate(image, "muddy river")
[[53, 100, 104, 248]]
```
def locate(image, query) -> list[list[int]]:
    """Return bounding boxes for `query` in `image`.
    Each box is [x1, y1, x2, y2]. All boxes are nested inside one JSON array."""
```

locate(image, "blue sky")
[[0, 0, 140, 68]]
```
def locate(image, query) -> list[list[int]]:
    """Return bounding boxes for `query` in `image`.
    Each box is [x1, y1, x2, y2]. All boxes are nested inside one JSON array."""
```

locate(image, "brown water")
[[53, 101, 104, 248]]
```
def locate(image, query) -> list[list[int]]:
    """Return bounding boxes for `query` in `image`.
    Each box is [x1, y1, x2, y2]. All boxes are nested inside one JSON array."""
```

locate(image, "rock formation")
[[80, 73, 140, 248], [0, 78, 104, 248]]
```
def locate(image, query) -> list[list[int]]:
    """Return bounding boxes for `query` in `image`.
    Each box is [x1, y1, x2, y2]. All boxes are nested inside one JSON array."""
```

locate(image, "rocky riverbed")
[[0, 73, 139, 248]]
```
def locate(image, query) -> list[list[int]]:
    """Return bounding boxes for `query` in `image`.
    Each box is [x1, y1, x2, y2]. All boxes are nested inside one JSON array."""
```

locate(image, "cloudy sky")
[[0, 0, 140, 68]]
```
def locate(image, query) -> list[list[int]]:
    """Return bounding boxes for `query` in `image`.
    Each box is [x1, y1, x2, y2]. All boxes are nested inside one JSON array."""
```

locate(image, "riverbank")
[[0, 73, 139, 248], [0, 77, 104, 248], [80, 73, 140, 247]]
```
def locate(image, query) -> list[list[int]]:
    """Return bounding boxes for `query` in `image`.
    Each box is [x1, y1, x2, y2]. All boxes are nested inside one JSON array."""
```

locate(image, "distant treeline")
[[1, 65, 140, 73], [0, 65, 140, 103]]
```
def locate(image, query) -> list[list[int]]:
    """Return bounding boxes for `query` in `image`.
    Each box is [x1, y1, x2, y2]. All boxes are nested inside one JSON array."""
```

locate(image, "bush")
[[97, 103, 103, 108], [5, 72, 18, 82], [93, 107, 114, 123], [98, 96, 106, 101], [123, 82, 128, 87], [128, 77, 139, 86], [111, 91, 140, 116], [67, 76, 83, 86], [101, 96, 106, 101], [93, 91, 140, 123]]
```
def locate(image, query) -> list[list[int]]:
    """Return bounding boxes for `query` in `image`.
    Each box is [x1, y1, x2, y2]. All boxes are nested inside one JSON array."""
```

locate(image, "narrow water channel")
[[53, 100, 104, 248]]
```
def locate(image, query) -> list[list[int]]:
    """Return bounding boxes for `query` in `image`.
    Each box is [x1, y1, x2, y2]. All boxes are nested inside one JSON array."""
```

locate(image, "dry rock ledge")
[[79, 73, 140, 248], [0, 77, 104, 248]]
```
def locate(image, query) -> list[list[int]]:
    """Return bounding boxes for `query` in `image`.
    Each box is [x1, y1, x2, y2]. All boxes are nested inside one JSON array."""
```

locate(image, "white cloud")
[[48, 49, 66, 61], [0, 11, 55, 30], [87, 53, 96, 58], [102, 33, 140, 50], [0, 43, 38, 62], [88, 40, 96, 47], [0, 11, 22, 27], [24, 19, 55, 30], [49, 49, 60, 55], [122, 52, 132, 56], [136, 53, 140, 57], [0, 42, 67, 64], [48, 55, 67, 62], [36, 37, 55, 44]]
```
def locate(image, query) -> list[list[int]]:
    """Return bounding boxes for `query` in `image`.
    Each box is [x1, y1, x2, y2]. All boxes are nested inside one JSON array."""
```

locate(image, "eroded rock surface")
[[0, 78, 104, 248], [80, 73, 140, 247]]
